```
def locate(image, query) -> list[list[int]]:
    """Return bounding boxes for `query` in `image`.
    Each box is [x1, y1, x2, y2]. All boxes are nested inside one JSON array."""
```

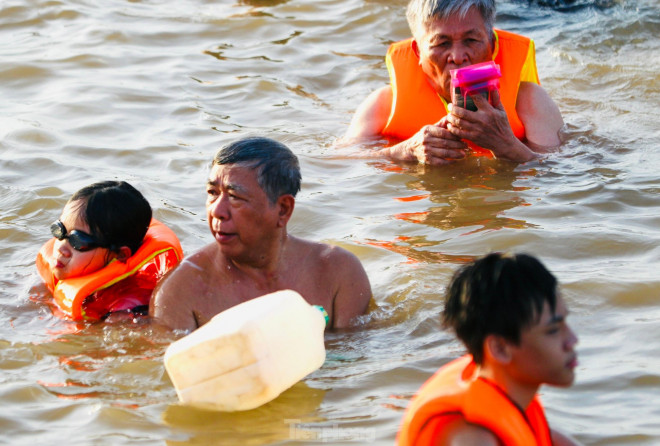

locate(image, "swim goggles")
[[50, 220, 106, 252]]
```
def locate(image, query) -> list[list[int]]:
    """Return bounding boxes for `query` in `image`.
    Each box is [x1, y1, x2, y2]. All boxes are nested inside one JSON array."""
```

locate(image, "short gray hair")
[[406, 0, 496, 41], [213, 137, 301, 205]]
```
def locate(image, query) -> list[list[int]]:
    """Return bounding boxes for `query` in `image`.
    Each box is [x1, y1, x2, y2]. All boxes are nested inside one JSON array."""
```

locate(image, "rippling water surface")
[[1, 0, 659, 444]]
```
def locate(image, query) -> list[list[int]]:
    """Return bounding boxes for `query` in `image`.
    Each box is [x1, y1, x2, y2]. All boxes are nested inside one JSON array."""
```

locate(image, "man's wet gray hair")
[[406, 0, 496, 42], [213, 136, 301, 205]]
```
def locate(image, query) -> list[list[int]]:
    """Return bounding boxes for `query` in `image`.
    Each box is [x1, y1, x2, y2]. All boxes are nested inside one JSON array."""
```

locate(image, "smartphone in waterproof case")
[[450, 61, 501, 112]]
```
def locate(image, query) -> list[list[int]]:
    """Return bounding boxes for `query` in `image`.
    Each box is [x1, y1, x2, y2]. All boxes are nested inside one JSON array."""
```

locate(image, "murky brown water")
[[1, 0, 659, 444]]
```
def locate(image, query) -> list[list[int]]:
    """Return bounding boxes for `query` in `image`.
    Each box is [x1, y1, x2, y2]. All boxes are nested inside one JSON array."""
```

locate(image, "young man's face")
[[206, 163, 282, 264], [413, 7, 494, 102], [507, 295, 579, 388]]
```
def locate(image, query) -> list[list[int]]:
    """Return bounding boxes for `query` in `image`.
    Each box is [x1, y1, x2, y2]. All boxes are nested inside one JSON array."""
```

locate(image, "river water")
[[1, 0, 659, 444]]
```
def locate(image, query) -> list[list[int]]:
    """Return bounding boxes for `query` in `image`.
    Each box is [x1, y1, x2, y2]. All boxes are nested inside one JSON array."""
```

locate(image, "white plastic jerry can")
[[164, 289, 328, 411]]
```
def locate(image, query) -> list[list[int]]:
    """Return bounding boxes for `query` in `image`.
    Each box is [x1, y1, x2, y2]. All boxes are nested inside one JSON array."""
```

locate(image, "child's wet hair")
[[69, 181, 152, 255]]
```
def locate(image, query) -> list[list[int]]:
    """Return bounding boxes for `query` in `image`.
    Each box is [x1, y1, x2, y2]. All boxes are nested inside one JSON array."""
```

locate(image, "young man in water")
[[150, 136, 372, 331], [397, 253, 581, 445], [343, 0, 564, 164]]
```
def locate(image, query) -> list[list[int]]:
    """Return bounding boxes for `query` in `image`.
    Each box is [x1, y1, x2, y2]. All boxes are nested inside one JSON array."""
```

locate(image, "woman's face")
[[50, 200, 114, 280]]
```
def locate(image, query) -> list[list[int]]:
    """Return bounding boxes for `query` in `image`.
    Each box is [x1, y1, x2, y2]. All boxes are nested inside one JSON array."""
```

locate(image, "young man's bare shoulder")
[[431, 417, 500, 446]]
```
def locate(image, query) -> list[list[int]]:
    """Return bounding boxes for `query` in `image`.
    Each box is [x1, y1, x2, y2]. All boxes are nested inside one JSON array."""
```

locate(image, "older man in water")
[[150, 136, 372, 331], [343, 0, 564, 164]]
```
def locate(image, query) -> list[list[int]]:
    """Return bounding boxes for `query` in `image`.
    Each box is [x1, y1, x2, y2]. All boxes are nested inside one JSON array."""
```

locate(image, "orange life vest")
[[36, 219, 183, 321], [397, 355, 552, 446], [382, 30, 540, 156]]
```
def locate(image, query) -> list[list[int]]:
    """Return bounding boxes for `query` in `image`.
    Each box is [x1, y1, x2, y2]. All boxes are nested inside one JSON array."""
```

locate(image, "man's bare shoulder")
[[287, 236, 371, 328], [160, 243, 222, 290], [429, 416, 500, 446], [289, 236, 363, 271], [150, 243, 225, 330]]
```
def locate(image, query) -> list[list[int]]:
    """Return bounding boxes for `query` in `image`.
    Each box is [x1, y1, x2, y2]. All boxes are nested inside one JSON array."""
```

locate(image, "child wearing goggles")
[[49, 181, 151, 282], [36, 181, 183, 321]]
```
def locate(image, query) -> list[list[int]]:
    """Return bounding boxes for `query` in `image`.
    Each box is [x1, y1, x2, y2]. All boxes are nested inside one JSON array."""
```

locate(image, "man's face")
[[206, 163, 280, 264], [507, 295, 579, 388], [414, 7, 494, 101]]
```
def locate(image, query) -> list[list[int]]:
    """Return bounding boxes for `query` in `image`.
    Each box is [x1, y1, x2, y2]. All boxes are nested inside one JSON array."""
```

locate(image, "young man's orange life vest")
[[36, 219, 183, 321], [382, 30, 540, 156], [396, 355, 553, 446]]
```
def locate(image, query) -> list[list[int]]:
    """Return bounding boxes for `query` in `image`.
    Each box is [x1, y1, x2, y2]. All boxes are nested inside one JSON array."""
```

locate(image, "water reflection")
[[30, 320, 177, 402], [237, 0, 290, 6], [395, 159, 533, 230], [363, 156, 536, 265], [163, 381, 325, 445]]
